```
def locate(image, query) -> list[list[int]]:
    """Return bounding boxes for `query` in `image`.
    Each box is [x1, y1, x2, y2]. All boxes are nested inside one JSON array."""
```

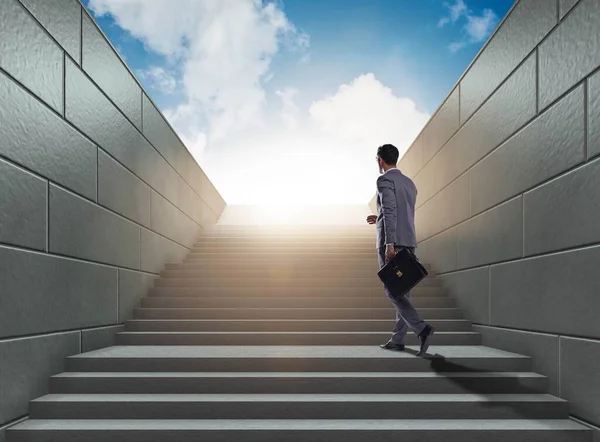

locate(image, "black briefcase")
[[377, 248, 428, 299]]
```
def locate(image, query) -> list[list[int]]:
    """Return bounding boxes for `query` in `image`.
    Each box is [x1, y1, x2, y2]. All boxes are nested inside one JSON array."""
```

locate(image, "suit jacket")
[[375, 168, 417, 250]]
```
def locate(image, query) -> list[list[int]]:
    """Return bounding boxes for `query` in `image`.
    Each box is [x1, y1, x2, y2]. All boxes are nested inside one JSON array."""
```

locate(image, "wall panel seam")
[[433, 241, 600, 276], [0, 416, 28, 433], [415, 78, 587, 211], [0, 242, 160, 276], [52, 183, 191, 248], [584, 78, 589, 162], [522, 194, 525, 258], [535, 48, 540, 115], [397, 0, 523, 173], [117, 269, 120, 323], [79, 4, 83, 65], [406, 5, 574, 182], [411, 46, 548, 182], [487, 265, 491, 325], [0, 325, 122, 344], [570, 416, 600, 433], [45, 180, 50, 253], [0, 142, 198, 248], [65, 59, 220, 219], [14, 0, 70, 62], [0, 62, 214, 223], [558, 334, 562, 397], [470, 323, 600, 343], [472, 323, 561, 338], [76, 3, 224, 215], [62, 52, 66, 117]]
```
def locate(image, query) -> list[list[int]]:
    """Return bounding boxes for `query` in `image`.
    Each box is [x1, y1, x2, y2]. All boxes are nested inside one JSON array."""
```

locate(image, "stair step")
[[161, 269, 435, 278], [185, 255, 380, 261], [187, 252, 380, 258], [114, 331, 481, 346], [193, 241, 377, 248], [8, 419, 591, 442], [125, 319, 472, 333], [191, 245, 378, 252], [64, 346, 533, 373], [183, 258, 383, 267], [133, 307, 464, 320], [148, 286, 447, 298], [154, 277, 442, 288], [140, 296, 456, 309], [49, 371, 549, 395], [170, 263, 386, 273], [30, 393, 569, 420]]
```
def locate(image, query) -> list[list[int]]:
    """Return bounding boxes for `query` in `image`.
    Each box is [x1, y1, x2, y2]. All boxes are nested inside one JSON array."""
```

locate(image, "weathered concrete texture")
[[0, 69, 97, 200], [49, 185, 141, 269], [81, 13, 142, 129], [81, 325, 126, 353], [539, 0, 600, 110], [0, 246, 118, 339], [490, 245, 600, 339], [0, 0, 63, 111], [0, 158, 47, 251], [19, 0, 81, 63], [560, 336, 600, 425], [0, 331, 80, 424], [473, 325, 560, 395], [459, 0, 556, 124]]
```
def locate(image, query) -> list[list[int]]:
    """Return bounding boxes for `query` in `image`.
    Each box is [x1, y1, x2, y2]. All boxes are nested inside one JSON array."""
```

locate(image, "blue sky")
[[84, 0, 514, 205]]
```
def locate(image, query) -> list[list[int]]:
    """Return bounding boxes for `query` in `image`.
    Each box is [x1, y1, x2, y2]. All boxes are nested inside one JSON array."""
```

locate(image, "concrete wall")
[[0, 0, 226, 431], [386, 0, 600, 431]]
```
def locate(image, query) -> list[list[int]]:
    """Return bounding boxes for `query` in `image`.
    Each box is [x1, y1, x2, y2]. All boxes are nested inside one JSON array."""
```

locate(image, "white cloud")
[[465, 8, 498, 42], [138, 66, 177, 94], [438, 0, 498, 51], [438, 0, 467, 27], [275, 87, 299, 129], [197, 73, 430, 205], [308, 73, 430, 159], [87, 1, 430, 206], [88, 0, 309, 145], [449, 41, 466, 53]]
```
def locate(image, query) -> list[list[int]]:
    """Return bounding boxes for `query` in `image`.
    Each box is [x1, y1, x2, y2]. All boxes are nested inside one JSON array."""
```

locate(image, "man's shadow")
[[402, 348, 565, 419]]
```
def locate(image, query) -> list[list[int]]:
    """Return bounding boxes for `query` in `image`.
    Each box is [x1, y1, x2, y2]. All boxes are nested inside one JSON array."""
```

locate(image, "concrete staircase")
[[8, 225, 592, 441]]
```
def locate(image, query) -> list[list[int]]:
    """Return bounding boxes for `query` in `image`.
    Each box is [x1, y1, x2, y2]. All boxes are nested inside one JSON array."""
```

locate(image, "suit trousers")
[[377, 246, 427, 344]]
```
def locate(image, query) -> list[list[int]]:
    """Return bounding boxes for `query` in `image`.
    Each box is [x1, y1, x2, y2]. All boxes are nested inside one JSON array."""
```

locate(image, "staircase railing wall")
[[0, 0, 226, 433], [372, 0, 599, 432]]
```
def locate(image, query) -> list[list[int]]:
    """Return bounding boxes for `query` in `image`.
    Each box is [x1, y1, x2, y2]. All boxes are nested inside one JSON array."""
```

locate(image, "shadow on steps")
[[410, 349, 566, 420]]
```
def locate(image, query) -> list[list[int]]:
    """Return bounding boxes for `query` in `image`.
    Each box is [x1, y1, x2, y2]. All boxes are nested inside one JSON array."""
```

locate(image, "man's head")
[[376, 144, 399, 174]]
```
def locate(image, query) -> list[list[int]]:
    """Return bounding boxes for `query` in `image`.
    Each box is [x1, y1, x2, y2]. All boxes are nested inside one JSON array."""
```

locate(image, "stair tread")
[[11, 419, 587, 431], [52, 371, 546, 379], [135, 307, 454, 310], [33, 393, 563, 402], [117, 331, 480, 335], [69, 345, 528, 359], [126, 319, 470, 323], [144, 296, 448, 300]]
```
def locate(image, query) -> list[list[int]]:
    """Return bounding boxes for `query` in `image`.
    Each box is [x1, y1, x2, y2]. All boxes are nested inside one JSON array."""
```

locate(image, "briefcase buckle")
[[394, 266, 403, 278]]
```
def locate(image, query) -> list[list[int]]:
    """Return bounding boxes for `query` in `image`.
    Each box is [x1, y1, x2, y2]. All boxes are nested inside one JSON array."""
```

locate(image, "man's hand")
[[366, 215, 377, 224], [385, 244, 396, 262]]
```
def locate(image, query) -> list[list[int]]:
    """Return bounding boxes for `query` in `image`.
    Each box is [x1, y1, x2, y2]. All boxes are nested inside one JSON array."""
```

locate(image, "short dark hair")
[[377, 144, 399, 165]]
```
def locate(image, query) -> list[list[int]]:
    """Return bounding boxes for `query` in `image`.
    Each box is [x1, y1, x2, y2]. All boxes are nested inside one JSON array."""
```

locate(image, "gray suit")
[[375, 168, 427, 344]]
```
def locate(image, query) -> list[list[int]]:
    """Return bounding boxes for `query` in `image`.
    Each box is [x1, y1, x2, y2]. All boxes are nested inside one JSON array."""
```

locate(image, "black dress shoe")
[[380, 341, 405, 351], [417, 324, 435, 356]]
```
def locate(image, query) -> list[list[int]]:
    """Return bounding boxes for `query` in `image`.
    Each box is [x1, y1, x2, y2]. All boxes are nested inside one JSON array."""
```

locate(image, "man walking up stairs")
[[8, 225, 592, 441]]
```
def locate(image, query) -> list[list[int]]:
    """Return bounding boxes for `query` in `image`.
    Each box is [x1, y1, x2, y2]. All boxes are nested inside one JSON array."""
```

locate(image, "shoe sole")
[[417, 328, 435, 356]]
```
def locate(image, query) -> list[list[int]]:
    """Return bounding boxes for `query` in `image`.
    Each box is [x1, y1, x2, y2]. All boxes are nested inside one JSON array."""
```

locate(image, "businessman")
[[367, 143, 434, 356]]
